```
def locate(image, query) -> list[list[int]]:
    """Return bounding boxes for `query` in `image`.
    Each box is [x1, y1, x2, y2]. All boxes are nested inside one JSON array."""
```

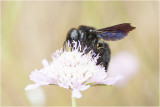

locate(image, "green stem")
[[72, 97, 76, 107]]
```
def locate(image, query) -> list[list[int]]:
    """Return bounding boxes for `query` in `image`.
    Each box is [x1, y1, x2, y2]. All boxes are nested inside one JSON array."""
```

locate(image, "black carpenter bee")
[[63, 23, 136, 71]]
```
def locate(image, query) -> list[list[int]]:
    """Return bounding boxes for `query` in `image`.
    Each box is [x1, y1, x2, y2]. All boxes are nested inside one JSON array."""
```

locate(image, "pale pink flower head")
[[108, 51, 139, 87], [25, 41, 122, 99]]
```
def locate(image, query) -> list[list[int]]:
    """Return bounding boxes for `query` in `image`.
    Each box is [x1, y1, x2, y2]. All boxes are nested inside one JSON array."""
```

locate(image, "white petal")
[[29, 70, 53, 85], [103, 76, 123, 85], [42, 59, 49, 67], [80, 85, 90, 91], [25, 84, 40, 90], [72, 89, 82, 99]]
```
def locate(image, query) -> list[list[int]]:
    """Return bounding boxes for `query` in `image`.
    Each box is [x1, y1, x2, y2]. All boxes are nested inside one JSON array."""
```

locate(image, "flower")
[[107, 52, 139, 87], [25, 41, 122, 98]]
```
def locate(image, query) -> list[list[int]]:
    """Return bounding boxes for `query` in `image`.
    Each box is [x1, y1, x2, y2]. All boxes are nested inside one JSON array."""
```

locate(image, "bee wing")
[[96, 23, 136, 41]]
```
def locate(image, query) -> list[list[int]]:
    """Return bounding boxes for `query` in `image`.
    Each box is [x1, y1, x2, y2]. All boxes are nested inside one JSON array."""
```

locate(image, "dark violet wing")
[[96, 23, 136, 41]]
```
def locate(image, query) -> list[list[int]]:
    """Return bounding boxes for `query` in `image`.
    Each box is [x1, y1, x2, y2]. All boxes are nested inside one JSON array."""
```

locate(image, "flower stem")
[[72, 97, 76, 107]]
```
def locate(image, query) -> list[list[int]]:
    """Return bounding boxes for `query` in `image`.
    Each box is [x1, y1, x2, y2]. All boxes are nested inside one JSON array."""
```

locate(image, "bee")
[[63, 23, 136, 71]]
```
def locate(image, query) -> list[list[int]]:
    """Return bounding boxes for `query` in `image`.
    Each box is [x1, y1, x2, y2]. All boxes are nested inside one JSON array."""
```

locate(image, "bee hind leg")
[[63, 40, 67, 51], [96, 42, 111, 71]]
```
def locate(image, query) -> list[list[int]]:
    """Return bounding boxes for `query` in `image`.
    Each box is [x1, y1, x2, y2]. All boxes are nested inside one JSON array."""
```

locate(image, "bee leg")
[[84, 38, 98, 54], [96, 42, 111, 71], [63, 40, 67, 51], [64, 28, 79, 51], [78, 26, 97, 53], [78, 29, 87, 52]]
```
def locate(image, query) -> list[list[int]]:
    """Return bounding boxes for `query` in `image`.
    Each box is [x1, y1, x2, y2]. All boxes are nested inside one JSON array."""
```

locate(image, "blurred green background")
[[1, 1, 159, 106]]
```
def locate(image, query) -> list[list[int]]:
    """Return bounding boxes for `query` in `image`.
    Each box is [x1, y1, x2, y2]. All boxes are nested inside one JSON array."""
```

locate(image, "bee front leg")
[[63, 40, 67, 51]]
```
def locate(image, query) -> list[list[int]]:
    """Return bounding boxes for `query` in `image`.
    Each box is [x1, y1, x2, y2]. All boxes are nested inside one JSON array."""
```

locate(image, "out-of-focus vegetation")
[[1, 1, 159, 106]]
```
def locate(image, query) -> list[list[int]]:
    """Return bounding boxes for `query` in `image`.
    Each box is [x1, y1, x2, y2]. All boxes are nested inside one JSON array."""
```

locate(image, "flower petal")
[[42, 59, 49, 67], [29, 70, 56, 85], [72, 89, 82, 99], [103, 76, 123, 85], [80, 85, 90, 91]]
